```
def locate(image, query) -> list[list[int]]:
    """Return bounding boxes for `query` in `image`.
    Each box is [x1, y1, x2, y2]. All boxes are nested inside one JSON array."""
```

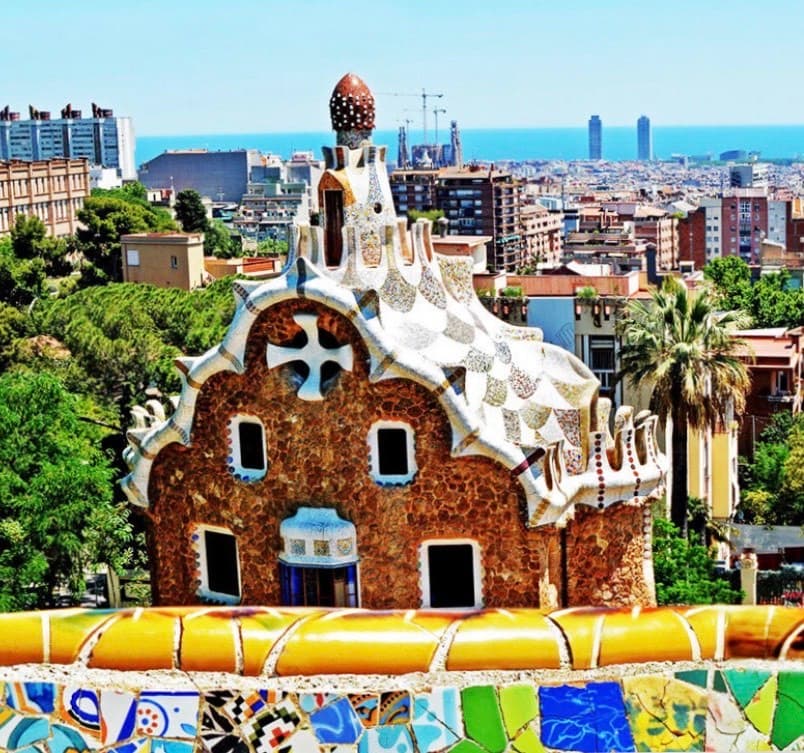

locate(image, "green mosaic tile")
[[675, 670, 707, 689], [724, 669, 771, 708], [744, 675, 776, 735], [772, 671, 804, 750], [499, 685, 538, 738], [712, 671, 727, 694], [511, 727, 545, 753], [449, 740, 487, 753], [461, 686, 507, 753]]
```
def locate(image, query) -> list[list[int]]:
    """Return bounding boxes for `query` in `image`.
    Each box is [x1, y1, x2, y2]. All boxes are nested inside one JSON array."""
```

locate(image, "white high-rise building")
[[0, 103, 135, 180]]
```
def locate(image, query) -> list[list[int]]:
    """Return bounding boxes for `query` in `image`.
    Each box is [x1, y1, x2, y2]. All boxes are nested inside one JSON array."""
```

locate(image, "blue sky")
[[4, 0, 803, 135]]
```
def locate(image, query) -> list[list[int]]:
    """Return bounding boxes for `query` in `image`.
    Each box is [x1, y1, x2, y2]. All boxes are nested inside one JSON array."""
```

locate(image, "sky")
[[3, 0, 804, 135]]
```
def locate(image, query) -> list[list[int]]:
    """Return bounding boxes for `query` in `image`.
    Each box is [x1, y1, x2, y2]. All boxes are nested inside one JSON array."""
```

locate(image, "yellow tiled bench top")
[[0, 605, 800, 676]]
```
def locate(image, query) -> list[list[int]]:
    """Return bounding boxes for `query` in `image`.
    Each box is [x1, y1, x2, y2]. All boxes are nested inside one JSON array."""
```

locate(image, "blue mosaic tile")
[[358, 725, 415, 753], [412, 688, 462, 753], [311, 697, 364, 744], [1, 715, 50, 750], [49, 723, 92, 753], [6, 682, 56, 714], [61, 687, 101, 733], [540, 682, 634, 753]]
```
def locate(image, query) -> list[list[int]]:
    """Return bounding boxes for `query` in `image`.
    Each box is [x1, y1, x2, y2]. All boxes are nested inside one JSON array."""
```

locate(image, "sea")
[[136, 125, 804, 167]]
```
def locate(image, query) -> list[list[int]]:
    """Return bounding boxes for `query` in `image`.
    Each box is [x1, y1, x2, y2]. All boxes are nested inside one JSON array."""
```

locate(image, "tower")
[[588, 115, 602, 160], [450, 120, 463, 168], [397, 125, 409, 169], [637, 115, 651, 161]]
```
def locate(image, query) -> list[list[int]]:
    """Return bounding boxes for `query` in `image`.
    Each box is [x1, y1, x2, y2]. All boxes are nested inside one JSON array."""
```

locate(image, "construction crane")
[[433, 108, 447, 145], [378, 88, 444, 144]]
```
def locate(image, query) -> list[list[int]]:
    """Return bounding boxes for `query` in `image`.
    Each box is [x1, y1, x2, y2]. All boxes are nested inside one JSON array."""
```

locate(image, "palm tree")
[[617, 277, 750, 534]]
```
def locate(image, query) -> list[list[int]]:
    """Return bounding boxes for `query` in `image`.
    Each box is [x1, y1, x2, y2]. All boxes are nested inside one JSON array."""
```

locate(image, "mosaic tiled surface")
[[0, 606, 802, 675], [1, 669, 803, 753]]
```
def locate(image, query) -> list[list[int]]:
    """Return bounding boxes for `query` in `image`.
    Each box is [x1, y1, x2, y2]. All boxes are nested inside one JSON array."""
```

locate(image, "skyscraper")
[[588, 115, 602, 160], [637, 115, 652, 161]]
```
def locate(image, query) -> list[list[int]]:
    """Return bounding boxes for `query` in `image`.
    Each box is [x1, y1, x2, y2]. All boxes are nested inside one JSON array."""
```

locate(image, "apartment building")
[[0, 158, 90, 236], [388, 169, 439, 215], [679, 188, 769, 267], [0, 103, 134, 180], [437, 165, 523, 271], [520, 203, 562, 267]]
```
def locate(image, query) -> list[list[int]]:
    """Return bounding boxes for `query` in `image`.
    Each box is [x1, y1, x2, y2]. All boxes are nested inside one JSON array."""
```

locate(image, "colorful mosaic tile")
[[461, 686, 507, 753], [412, 688, 462, 753], [311, 698, 364, 744], [540, 682, 634, 753], [772, 671, 804, 750], [623, 676, 707, 752], [378, 692, 410, 726], [358, 725, 415, 753], [0, 661, 802, 753]]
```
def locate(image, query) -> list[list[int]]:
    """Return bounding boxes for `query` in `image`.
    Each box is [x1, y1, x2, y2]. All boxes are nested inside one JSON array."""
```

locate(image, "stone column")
[[739, 548, 758, 605]]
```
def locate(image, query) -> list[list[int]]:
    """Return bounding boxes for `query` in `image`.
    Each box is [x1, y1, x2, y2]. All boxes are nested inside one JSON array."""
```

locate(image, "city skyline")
[[3, 0, 804, 136]]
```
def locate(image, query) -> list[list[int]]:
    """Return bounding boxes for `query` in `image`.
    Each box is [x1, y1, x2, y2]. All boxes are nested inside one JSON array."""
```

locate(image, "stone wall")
[[144, 299, 653, 609]]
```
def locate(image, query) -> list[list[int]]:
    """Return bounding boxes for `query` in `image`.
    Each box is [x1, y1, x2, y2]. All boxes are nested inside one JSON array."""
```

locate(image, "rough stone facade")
[[143, 299, 652, 609]]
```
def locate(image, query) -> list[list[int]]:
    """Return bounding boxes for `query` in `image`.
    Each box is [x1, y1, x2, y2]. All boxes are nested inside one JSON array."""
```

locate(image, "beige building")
[[0, 158, 90, 236], [121, 232, 205, 290], [520, 203, 563, 267]]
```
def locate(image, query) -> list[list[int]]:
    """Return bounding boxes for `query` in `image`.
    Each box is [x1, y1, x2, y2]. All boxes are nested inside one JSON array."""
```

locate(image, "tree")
[[652, 517, 741, 605], [0, 237, 47, 306], [204, 219, 235, 257], [617, 278, 751, 532], [76, 194, 177, 283], [705, 257, 804, 329], [175, 189, 209, 233], [0, 371, 131, 609]]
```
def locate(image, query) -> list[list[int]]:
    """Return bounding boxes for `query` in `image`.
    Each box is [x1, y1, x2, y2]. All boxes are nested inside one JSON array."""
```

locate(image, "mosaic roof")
[[122, 76, 666, 527]]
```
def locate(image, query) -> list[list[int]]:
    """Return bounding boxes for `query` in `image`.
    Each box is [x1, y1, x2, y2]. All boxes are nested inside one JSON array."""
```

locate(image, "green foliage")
[[408, 209, 444, 224], [0, 302, 32, 369], [256, 238, 288, 258], [704, 256, 804, 328], [0, 371, 131, 609], [652, 517, 742, 605], [11, 214, 47, 259], [174, 189, 209, 233], [739, 413, 804, 525], [205, 219, 236, 257], [576, 285, 599, 300], [0, 238, 47, 306], [36, 280, 237, 413], [500, 285, 523, 298], [76, 192, 177, 283], [617, 278, 751, 530]]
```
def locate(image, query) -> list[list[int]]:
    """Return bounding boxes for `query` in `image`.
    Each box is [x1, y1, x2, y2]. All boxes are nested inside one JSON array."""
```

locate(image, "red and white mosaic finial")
[[330, 73, 375, 147]]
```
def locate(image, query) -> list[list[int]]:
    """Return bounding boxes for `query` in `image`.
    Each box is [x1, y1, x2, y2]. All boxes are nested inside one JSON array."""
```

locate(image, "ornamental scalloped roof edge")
[[121, 216, 666, 528], [0, 605, 801, 676]]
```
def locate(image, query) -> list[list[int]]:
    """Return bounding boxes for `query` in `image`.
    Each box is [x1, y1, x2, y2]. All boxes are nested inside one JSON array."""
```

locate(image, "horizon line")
[[136, 123, 804, 139]]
